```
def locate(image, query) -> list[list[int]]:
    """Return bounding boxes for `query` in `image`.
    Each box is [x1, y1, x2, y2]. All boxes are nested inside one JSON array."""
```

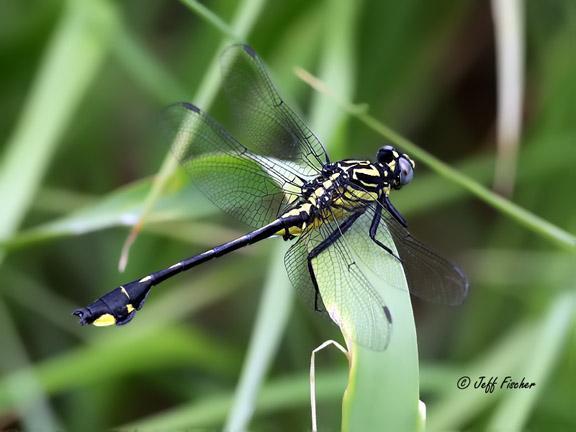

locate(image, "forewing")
[[388, 217, 469, 305], [219, 44, 329, 176], [163, 102, 303, 228], [346, 202, 469, 306]]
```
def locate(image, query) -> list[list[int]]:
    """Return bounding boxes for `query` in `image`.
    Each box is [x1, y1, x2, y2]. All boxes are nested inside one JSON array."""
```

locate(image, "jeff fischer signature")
[[456, 376, 536, 393]]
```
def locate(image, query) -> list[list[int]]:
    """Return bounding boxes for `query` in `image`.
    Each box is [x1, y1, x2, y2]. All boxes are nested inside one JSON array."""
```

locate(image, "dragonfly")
[[73, 44, 469, 351]]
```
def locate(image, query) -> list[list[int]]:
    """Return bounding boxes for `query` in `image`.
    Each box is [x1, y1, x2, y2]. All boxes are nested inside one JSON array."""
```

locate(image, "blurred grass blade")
[[0, 300, 61, 430], [296, 68, 576, 251], [179, 0, 242, 41], [491, 0, 525, 195], [0, 326, 239, 412], [307, 0, 355, 151], [0, 0, 115, 248], [487, 291, 576, 431], [396, 133, 573, 218], [3, 270, 88, 339], [128, 363, 455, 430], [0, 0, 115, 428], [128, 369, 347, 430], [118, 0, 266, 271], [224, 244, 293, 431]]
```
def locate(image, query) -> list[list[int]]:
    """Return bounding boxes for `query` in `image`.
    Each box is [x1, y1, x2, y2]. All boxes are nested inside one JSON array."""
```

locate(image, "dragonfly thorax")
[[279, 160, 392, 238]]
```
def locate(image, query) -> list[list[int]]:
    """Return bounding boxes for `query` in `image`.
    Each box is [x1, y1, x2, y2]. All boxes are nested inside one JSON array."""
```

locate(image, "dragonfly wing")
[[284, 228, 328, 315], [219, 44, 329, 176], [345, 202, 469, 306], [163, 102, 303, 228], [285, 216, 393, 351], [386, 215, 469, 306]]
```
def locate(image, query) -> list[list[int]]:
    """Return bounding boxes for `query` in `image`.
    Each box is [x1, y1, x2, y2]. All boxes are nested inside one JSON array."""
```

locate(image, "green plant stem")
[[297, 69, 576, 251], [179, 0, 242, 41]]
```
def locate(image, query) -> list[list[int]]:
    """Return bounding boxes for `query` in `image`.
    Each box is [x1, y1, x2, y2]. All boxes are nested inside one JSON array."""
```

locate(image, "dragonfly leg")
[[307, 212, 363, 311], [370, 202, 403, 263], [382, 195, 408, 228]]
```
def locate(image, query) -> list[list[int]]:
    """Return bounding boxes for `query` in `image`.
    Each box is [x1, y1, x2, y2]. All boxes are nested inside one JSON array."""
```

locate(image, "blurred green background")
[[0, 0, 574, 430]]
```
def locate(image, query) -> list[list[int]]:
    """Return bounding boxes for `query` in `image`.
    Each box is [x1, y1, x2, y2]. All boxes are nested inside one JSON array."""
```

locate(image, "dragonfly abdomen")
[[74, 215, 304, 327]]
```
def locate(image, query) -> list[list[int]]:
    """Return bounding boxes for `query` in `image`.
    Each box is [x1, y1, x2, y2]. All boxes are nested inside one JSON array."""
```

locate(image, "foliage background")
[[0, 0, 574, 430]]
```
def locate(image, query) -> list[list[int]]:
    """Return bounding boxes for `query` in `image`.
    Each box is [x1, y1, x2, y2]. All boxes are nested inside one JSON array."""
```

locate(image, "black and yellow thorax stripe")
[[279, 160, 392, 237]]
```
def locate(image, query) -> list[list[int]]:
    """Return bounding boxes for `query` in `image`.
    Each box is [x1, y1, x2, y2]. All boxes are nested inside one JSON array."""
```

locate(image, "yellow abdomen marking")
[[93, 314, 116, 327]]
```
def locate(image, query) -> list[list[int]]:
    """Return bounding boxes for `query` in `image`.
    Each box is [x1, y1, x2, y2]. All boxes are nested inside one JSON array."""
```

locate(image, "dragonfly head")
[[376, 145, 415, 190]]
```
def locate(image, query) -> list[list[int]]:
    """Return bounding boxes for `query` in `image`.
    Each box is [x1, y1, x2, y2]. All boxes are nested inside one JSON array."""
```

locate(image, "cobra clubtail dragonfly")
[[73, 45, 468, 350]]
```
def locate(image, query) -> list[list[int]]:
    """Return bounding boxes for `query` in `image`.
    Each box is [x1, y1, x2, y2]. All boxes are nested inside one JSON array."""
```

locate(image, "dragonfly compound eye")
[[398, 157, 414, 186]]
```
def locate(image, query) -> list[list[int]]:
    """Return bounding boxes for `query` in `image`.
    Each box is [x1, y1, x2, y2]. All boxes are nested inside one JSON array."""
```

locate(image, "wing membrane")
[[343, 200, 469, 306], [163, 102, 303, 228], [219, 44, 329, 176], [285, 215, 392, 351]]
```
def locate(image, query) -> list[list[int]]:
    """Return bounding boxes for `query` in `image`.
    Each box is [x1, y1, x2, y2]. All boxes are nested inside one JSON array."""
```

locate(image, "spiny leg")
[[307, 212, 362, 311]]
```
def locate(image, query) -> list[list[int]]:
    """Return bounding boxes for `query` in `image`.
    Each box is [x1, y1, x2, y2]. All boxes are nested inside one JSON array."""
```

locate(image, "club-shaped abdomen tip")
[[73, 304, 118, 327], [72, 308, 90, 326], [73, 307, 119, 327]]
